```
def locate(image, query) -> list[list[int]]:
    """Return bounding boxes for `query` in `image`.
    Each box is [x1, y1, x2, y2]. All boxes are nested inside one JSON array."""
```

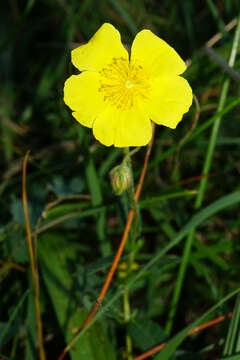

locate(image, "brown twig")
[[22, 152, 46, 360], [0, 260, 26, 273], [206, 18, 237, 48], [185, 17, 237, 68], [57, 124, 155, 360], [133, 312, 233, 360]]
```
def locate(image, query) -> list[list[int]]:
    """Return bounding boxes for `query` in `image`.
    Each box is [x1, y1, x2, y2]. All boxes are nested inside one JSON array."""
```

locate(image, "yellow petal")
[[72, 23, 129, 72], [63, 72, 106, 128], [93, 107, 152, 147], [115, 109, 152, 147], [131, 30, 186, 78], [145, 75, 193, 128]]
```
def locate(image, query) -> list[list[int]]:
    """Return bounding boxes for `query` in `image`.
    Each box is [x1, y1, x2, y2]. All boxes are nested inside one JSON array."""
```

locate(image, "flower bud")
[[110, 163, 132, 196]]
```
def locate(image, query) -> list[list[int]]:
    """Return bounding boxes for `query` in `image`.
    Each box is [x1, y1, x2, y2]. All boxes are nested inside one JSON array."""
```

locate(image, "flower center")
[[99, 57, 150, 110], [125, 79, 133, 89]]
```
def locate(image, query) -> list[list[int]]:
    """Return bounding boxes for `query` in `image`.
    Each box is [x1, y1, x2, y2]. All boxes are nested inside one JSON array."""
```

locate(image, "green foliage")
[[38, 234, 116, 360], [1, 1, 240, 359], [129, 318, 166, 351], [155, 288, 240, 360]]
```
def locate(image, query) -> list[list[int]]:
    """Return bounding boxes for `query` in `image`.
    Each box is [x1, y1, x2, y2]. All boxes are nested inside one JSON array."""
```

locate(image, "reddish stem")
[[133, 312, 233, 360], [57, 125, 155, 360]]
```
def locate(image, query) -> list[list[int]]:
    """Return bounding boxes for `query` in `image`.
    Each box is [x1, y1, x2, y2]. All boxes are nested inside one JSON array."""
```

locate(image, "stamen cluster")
[[99, 57, 150, 110]]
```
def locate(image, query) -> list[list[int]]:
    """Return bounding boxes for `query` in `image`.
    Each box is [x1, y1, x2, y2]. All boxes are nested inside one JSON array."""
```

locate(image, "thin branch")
[[206, 17, 237, 48], [204, 46, 240, 81], [186, 17, 237, 67]]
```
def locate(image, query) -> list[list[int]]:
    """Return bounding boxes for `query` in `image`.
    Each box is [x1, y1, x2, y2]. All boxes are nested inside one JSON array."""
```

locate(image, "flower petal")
[[115, 109, 152, 147], [72, 23, 129, 72], [63, 72, 105, 128], [93, 107, 152, 147], [131, 29, 186, 78], [144, 75, 192, 129]]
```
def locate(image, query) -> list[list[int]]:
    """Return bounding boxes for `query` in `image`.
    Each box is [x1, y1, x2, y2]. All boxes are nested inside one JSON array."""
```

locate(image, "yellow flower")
[[64, 23, 192, 147]]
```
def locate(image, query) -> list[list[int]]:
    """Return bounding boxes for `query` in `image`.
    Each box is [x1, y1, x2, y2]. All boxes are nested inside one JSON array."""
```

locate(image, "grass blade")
[[107, 0, 138, 35], [155, 288, 240, 360], [145, 97, 240, 173], [166, 12, 240, 334], [63, 191, 240, 351], [222, 294, 240, 357], [0, 289, 29, 347]]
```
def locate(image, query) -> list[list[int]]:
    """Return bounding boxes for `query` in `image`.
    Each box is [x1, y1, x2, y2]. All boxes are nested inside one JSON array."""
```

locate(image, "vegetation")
[[1, 1, 240, 359]]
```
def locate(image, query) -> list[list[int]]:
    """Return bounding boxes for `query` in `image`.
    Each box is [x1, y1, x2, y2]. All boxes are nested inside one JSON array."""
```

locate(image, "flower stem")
[[57, 125, 155, 360], [122, 147, 138, 360], [123, 290, 133, 360], [123, 147, 139, 257]]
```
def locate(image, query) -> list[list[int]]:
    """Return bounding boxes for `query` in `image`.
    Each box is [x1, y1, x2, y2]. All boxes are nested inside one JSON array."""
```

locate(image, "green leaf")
[[38, 234, 116, 360], [129, 318, 166, 352], [4, 230, 29, 264], [48, 176, 84, 197], [45, 202, 88, 220], [86, 157, 111, 257]]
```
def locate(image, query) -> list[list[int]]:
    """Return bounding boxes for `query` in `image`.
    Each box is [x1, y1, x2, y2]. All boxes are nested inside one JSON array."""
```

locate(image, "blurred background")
[[1, 1, 240, 359]]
